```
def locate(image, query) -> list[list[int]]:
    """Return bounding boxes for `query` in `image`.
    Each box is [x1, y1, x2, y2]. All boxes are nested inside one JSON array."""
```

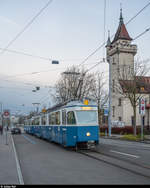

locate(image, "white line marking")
[[22, 135, 36, 144], [11, 134, 24, 185], [110, 150, 140, 158]]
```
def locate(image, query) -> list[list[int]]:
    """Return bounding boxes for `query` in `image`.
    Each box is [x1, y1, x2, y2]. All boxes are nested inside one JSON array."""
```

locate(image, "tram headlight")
[[86, 132, 91, 136]]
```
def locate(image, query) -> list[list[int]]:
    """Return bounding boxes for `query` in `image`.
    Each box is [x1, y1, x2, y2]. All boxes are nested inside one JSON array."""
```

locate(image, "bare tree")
[[52, 66, 109, 128], [116, 59, 150, 136], [53, 65, 96, 103], [91, 72, 108, 127]]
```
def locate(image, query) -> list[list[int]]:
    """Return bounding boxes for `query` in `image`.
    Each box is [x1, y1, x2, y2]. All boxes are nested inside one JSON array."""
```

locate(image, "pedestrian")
[[0, 125, 2, 135]]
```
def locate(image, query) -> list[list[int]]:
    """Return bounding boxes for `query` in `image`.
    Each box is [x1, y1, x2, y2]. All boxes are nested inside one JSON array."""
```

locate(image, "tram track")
[[77, 149, 150, 180], [95, 149, 150, 170]]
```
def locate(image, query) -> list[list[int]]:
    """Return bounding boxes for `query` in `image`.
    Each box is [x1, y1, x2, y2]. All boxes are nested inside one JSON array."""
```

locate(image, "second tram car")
[[24, 100, 99, 149]]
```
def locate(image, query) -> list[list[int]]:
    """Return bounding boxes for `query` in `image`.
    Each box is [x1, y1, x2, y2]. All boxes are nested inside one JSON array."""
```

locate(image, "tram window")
[[56, 112, 60, 125], [76, 110, 98, 124], [49, 114, 51, 125], [67, 111, 76, 125], [42, 116, 46, 125], [62, 110, 66, 125], [51, 112, 56, 125], [35, 118, 40, 125]]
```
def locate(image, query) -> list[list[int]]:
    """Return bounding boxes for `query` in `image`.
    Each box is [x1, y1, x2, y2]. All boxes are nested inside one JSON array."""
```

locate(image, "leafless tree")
[[116, 59, 150, 136], [91, 72, 108, 127], [52, 66, 109, 128], [53, 65, 96, 103]]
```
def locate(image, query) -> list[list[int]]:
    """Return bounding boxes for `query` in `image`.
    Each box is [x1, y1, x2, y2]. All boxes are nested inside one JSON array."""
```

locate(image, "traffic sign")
[[139, 98, 145, 116], [3, 110, 10, 118], [104, 109, 109, 116]]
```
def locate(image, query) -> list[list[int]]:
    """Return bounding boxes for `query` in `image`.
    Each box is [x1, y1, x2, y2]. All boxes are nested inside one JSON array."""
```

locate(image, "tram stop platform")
[[0, 131, 19, 184]]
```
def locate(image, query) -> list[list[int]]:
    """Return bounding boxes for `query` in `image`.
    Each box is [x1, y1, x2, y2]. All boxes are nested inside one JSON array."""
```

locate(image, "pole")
[[141, 115, 144, 141], [108, 56, 112, 137], [6, 127, 8, 145], [0, 102, 3, 135]]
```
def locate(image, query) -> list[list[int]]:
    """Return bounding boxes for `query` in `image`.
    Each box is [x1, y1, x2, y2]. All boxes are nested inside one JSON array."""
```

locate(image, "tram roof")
[[46, 99, 97, 113]]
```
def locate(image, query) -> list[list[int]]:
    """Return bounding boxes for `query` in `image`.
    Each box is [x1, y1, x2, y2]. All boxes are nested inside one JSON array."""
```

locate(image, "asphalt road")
[[12, 133, 150, 185], [98, 138, 150, 168]]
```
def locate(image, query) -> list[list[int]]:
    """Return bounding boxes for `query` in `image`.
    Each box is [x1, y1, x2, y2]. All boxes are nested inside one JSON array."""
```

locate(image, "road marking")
[[11, 135, 24, 185], [110, 150, 140, 158], [22, 135, 36, 144]]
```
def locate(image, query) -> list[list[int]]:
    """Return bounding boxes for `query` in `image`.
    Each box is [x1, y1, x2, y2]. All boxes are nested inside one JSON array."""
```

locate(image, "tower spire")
[[120, 5, 123, 24], [111, 7, 132, 44], [106, 30, 111, 47]]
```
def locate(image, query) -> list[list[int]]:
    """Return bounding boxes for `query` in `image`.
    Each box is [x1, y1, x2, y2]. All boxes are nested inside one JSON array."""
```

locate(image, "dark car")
[[11, 127, 21, 134]]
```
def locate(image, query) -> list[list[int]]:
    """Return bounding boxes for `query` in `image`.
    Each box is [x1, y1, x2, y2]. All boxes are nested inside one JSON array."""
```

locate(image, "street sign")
[[139, 98, 145, 116], [104, 109, 109, 116], [3, 110, 10, 117]]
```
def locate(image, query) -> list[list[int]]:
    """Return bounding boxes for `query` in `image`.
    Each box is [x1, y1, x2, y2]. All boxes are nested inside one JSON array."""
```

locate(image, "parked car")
[[11, 127, 21, 134]]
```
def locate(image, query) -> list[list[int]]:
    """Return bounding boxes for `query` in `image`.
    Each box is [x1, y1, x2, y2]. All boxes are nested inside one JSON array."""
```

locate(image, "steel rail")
[[77, 149, 150, 180]]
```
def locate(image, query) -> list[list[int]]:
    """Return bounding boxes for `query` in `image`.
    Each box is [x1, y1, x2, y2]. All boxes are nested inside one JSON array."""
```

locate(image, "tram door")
[[62, 110, 67, 146]]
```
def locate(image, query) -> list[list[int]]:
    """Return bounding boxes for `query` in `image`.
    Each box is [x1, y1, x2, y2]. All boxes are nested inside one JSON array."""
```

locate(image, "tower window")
[[112, 106, 115, 117], [113, 80, 115, 92], [112, 57, 116, 65], [119, 116, 122, 121], [118, 98, 122, 106]]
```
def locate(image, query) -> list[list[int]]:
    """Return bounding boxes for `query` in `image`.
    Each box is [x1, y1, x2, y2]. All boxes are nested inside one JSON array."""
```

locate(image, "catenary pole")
[[108, 56, 112, 137]]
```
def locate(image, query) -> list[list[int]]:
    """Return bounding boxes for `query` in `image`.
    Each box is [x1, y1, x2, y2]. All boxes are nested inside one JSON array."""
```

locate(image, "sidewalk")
[[101, 134, 150, 144], [0, 131, 19, 184]]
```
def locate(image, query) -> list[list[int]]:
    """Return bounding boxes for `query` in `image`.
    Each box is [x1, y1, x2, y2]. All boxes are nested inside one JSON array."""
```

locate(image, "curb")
[[11, 134, 24, 185], [101, 136, 150, 144]]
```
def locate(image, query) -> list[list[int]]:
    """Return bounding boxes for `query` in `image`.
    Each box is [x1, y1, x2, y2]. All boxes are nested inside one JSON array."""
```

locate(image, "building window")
[[112, 57, 116, 65], [113, 80, 115, 92], [118, 98, 122, 106], [117, 67, 120, 74], [131, 116, 134, 126], [112, 106, 115, 117], [118, 116, 122, 121]]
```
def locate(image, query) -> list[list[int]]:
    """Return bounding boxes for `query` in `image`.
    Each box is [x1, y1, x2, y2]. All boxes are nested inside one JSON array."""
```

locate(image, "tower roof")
[[106, 30, 111, 47], [112, 9, 132, 44]]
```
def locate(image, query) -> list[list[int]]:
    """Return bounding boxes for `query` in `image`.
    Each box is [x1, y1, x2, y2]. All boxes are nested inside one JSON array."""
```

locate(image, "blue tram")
[[24, 100, 99, 149]]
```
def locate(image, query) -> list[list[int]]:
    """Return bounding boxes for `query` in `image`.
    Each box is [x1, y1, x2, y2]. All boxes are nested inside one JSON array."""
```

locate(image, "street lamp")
[[32, 60, 59, 92], [0, 102, 3, 130], [63, 71, 80, 75], [52, 60, 59, 64]]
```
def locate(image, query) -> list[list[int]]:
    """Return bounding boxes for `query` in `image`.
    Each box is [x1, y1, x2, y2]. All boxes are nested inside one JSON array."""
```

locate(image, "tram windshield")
[[76, 110, 98, 125]]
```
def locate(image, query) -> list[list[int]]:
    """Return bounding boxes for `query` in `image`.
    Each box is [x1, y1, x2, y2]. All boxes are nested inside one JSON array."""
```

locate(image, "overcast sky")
[[0, 0, 150, 114]]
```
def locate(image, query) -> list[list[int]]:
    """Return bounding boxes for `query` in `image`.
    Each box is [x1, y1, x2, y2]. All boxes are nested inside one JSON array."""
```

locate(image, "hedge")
[[100, 126, 144, 135]]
